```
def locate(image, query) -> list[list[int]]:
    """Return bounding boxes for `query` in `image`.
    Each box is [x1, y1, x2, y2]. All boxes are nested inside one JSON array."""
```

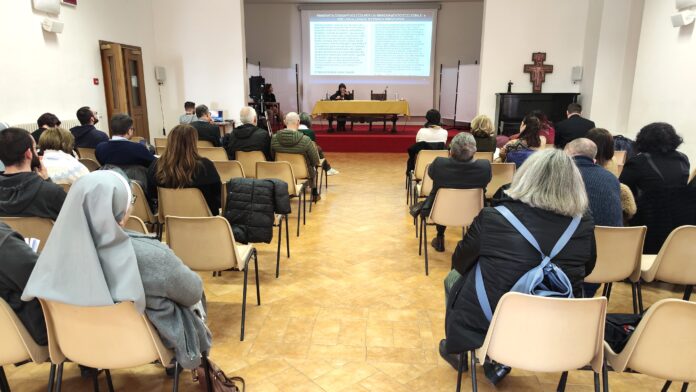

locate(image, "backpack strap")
[[643, 153, 665, 182], [475, 206, 581, 321]]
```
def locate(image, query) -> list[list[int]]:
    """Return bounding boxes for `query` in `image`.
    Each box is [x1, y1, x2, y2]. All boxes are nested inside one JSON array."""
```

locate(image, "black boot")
[[438, 339, 465, 371], [431, 235, 445, 252], [483, 361, 511, 385]]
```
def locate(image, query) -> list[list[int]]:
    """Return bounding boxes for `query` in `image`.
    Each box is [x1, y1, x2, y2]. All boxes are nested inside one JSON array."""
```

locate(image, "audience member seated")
[[147, 125, 221, 215], [299, 112, 339, 176], [38, 127, 89, 185], [0, 122, 7, 172], [70, 106, 109, 149], [22, 170, 211, 369], [0, 128, 66, 219], [191, 105, 222, 147], [422, 133, 491, 252], [470, 114, 496, 152], [416, 109, 448, 144], [95, 114, 155, 168], [179, 101, 196, 124], [263, 84, 283, 124], [586, 128, 637, 222], [223, 106, 271, 160], [508, 110, 556, 146], [0, 222, 47, 345], [554, 103, 596, 149], [31, 112, 61, 143], [271, 112, 321, 198], [619, 122, 691, 253], [499, 114, 542, 167], [440, 149, 596, 383]]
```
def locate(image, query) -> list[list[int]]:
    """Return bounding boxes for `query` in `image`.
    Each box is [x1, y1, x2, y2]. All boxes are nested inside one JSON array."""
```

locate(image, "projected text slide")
[[310, 13, 433, 77]]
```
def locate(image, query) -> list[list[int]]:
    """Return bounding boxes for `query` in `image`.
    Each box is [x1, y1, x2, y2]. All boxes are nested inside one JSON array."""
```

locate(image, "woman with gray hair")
[[439, 148, 596, 384]]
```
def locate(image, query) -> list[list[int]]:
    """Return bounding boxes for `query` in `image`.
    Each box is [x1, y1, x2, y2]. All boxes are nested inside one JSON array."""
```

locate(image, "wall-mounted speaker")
[[154, 66, 166, 84], [571, 66, 583, 82]]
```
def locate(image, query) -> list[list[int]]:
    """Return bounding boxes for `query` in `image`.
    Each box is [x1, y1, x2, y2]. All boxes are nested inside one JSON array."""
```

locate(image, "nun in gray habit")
[[22, 170, 211, 369]]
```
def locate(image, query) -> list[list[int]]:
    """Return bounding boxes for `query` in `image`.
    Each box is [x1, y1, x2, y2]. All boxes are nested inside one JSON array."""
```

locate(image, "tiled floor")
[[4, 153, 689, 391]]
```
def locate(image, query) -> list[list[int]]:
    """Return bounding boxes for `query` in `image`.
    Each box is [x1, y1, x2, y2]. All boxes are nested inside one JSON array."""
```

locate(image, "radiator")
[[11, 119, 83, 133]]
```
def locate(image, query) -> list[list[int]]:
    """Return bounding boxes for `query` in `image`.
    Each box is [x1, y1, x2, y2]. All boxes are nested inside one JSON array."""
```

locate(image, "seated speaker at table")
[[328, 83, 353, 132]]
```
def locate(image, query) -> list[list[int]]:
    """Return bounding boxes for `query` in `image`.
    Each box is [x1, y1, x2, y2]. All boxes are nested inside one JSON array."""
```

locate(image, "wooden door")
[[123, 47, 150, 139], [100, 42, 128, 136], [99, 41, 150, 139]]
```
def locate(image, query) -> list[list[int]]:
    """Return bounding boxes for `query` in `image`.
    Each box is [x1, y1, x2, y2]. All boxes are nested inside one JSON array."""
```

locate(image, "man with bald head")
[[271, 112, 321, 198], [565, 138, 622, 227], [224, 106, 271, 160]]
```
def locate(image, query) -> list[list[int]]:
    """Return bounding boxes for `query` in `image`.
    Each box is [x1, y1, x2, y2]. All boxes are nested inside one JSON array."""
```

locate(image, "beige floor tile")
[[314, 362, 378, 392]]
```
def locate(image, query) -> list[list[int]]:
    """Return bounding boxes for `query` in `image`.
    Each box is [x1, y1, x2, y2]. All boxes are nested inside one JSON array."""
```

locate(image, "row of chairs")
[[455, 293, 696, 392]]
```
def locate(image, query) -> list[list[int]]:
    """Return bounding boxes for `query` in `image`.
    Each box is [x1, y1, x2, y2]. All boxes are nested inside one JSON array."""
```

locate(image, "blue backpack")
[[505, 148, 535, 168], [475, 205, 581, 321]]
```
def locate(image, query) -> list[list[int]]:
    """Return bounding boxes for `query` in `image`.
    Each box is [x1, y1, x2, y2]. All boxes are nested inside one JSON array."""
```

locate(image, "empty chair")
[[257, 161, 308, 237], [40, 300, 192, 392], [196, 140, 215, 148], [166, 216, 260, 340], [214, 160, 245, 211], [76, 147, 96, 161], [236, 150, 267, 179], [0, 217, 54, 252], [486, 163, 515, 199], [197, 147, 228, 161], [604, 299, 696, 391], [124, 216, 149, 234], [473, 151, 494, 162], [0, 298, 53, 392], [78, 158, 101, 172], [585, 226, 646, 313], [157, 188, 212, 223], [408, 150, 448, 205], [275, 152, 317, 208], [639, 225, 696, 312], [459, 293, 607, 392], [419, 188, 483, 275], [154, 138, 167, 148]]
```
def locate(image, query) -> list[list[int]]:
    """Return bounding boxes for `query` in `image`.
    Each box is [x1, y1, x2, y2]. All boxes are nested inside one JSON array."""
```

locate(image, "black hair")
[[634, 122, 683, 154], [586, 128, 614, 166], [264, 84, 273, 94], [110, 114, 133, 136], [37, 113, 61, 128], [530, 110, 549, 124], [424, 109, 441, 127], [0, 128, 33, 167], [567, 103, 582, 114], [184, 101, 195, 110], [338, 83, 346, 90], [195, 104, 209, 119], [520, 114, 542, 148], [76, 106, 94, 125]]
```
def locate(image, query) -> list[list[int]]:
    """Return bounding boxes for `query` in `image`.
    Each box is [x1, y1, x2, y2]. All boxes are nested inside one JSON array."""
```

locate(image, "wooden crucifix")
[[523, 52, 553, 93]]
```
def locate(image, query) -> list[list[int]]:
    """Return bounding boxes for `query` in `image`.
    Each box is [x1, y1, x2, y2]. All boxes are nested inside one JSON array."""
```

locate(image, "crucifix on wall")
[[523, 52, 553, 93]]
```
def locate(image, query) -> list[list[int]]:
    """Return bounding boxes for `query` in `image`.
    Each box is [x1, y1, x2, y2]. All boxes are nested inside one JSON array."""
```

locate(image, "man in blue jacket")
[[70, 106, 109, 148], [95, 114, 154, 168]]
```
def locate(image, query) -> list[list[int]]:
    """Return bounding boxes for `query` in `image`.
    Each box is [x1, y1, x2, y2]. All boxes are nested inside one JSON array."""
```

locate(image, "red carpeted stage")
[[312, 124, 463, 153]]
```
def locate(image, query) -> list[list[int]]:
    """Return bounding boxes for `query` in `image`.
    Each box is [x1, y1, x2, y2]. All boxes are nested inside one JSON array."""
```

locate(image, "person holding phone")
[[0, 128, 66, 219]]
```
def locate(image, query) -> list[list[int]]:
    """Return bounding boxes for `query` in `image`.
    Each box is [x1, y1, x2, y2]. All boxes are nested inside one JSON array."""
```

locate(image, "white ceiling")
[[245, 0, 481, 3]]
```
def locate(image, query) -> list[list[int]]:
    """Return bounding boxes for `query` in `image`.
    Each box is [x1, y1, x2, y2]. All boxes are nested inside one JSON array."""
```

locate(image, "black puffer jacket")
[[223, 178, 291, 243], [223, 124, 272, 160], [445, 199, 596, 354]]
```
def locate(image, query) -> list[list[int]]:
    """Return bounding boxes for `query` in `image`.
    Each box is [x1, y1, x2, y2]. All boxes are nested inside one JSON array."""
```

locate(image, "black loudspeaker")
[[249, 76, 265, 101]]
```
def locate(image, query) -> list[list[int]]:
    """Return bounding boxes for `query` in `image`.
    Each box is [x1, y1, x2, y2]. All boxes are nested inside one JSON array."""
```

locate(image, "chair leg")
[[0, 366, 10, 392], [254, 250, 261, 306], [456, 353, 465, 392], [296, 195, 301, 237], [48, 363, 56, 392], [285, 214, 290, 258], [470, 350, 478, 392], [594, 371, 600, 392], [663, 381, 672, 392], [424, 222, 429, 276], [681, 382, 689, 392], [55, 363, 63, 392], [557, 371, 568, 392], [324, 169, 328, 191], [105, 370, 114, 392], [415, 214, 419, 238], [276, 218, 282, 279], [637, 281, 644, 314], [92, 368, 100, 392], [172, 361, 180, 392], [605, 282, 613, 301], [602, 358, 609, 392], [683, 285, 693, 301], [302, 188, 307, 225], [631, 282, 639, 314], [241, 260, 249, 341], [418, 218, 423, 256]]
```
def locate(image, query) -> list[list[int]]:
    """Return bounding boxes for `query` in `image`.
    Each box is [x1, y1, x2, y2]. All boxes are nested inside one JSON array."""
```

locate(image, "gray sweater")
[[129, 232, 211, 369]]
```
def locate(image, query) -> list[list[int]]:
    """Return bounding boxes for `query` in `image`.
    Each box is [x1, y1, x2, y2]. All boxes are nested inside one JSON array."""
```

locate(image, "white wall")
[[0, 0, 159, 134], [244, 1, 483, 115], [477, 0, 589, 121], [151, 0, 248, 133], [627, 0, 696, 162]]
